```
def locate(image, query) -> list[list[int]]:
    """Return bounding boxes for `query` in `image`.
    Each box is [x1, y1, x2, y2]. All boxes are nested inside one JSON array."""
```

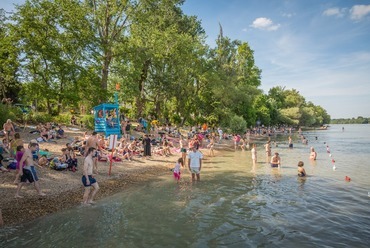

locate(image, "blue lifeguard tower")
[[93, 93, 121, 138]]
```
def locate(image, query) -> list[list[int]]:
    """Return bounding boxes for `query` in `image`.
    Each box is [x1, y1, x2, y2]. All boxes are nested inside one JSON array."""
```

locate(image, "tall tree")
[[0, 9, 20, 100], [85, 0, 133, 98], [14, 0, 94, 114]]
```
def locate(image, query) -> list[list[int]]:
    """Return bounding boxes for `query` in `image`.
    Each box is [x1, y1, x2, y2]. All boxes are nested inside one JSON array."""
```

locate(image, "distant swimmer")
[[342, 127, 344, 132]]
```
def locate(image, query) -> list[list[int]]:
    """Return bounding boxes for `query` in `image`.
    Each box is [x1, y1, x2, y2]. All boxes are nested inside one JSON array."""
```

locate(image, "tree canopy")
[[1, 0, 330, 129]]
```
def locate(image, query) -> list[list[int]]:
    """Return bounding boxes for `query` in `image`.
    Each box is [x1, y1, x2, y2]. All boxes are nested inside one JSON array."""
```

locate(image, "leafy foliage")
[[0, 0, 330, 130]]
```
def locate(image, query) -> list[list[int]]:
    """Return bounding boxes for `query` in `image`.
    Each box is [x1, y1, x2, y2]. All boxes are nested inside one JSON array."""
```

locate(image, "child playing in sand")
[[173, 158, 183, 183], [297, 161, 306, 177]]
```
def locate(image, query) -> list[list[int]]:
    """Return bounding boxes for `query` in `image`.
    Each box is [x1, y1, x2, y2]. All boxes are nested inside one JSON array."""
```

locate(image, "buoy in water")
[[329, 154, 332, 157], [333, 165, 336, 170], [345, 176, 351, 182]]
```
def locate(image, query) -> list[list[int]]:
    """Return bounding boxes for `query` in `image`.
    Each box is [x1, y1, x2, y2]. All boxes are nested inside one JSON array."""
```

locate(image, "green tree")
[[13, 0, 96, 114], [0, 9, 20, 100]]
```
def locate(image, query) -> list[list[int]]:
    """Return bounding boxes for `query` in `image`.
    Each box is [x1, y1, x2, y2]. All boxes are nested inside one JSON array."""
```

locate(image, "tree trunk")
[[136, 59, 150, 118], [47, 99, 52, 115], [101, 50, 112, 96]]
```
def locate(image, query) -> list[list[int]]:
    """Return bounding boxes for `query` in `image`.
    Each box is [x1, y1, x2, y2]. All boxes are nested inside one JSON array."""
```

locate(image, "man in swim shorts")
[[15, 143, 46, 198], [270, 152, 281, 168], [82, 147, 100, 205]]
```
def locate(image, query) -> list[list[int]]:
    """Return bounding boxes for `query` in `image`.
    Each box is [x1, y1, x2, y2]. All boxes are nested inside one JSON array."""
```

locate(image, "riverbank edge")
[[1, 164, 173, 228], [0, 128, 279, 228]]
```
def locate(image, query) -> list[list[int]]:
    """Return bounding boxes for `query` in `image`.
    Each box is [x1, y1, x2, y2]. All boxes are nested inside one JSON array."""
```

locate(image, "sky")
[[2, 0, 370, 119]]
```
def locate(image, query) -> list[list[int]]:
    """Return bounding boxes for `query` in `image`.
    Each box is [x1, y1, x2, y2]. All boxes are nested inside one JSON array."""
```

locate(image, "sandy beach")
[[0, 126, 228, 227]]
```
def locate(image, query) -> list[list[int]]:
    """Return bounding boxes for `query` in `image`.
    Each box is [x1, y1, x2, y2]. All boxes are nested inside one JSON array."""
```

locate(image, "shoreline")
[[0, 125, 294, 228], [0, 126, 231, 228]]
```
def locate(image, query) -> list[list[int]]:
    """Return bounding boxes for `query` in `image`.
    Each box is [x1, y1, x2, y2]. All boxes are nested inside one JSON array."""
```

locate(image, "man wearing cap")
[[188, 146, 203, 181]]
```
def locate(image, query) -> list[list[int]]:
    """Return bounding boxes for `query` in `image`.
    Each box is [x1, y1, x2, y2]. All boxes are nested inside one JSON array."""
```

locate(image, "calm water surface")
[[1, 124, 370, 247]]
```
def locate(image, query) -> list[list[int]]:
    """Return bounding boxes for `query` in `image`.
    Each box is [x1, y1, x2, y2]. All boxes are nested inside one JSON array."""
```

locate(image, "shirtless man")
[[85, 131, 99, 173], [15, 143, 46, 198], [82, 147, 100, 205], [270, 152, 281, 168]]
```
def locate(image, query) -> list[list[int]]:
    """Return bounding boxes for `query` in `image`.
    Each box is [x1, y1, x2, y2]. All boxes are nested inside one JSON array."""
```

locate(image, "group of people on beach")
[[1, 116, 317, 207]]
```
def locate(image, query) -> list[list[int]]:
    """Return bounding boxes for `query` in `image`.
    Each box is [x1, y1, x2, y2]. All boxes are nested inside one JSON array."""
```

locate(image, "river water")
[[1, 124, 370, 247]]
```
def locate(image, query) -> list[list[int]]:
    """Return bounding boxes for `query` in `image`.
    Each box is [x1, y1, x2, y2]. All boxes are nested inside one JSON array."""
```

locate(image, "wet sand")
[[0, 126, 233, 227]]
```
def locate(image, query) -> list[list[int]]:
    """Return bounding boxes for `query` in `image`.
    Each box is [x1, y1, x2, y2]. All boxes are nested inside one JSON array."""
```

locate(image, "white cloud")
[[350, 5, 370, 20], [282, 12, 295, 18], [250, 17, 280, 31], [323, 7, 346, 17]]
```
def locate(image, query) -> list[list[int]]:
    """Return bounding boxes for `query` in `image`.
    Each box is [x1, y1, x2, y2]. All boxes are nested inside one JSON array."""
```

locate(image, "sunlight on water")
[[1, 124, 370, 247]]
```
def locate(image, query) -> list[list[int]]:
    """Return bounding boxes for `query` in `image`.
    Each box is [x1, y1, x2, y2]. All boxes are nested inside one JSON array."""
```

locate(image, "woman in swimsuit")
[[3, 119, 15, 145], [309, 147, 317, 160]]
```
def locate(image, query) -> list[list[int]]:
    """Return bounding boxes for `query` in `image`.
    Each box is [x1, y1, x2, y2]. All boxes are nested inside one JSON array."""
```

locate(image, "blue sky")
[[181, 0, 370, 119], [2, 0, 370, 118]]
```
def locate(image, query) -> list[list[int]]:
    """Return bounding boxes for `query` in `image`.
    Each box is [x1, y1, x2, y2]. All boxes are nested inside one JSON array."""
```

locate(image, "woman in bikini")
[[3, 119, 15, 145]]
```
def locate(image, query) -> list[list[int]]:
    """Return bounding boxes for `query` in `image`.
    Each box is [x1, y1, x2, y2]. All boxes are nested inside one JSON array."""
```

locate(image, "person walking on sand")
[[82, 147, 100, 205], [15, 143, 46, 198], [188, 146, 203, 181], [85, 131, 99, 173]]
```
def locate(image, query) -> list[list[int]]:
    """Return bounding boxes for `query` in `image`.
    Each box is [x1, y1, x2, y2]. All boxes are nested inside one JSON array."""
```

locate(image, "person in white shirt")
[[188, 146, 203, 181], [217, 128, 223, 143]]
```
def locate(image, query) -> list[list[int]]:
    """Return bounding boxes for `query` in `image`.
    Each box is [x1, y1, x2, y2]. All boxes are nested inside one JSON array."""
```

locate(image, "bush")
[[80, 114, 95, 129], [228, 115, 247, 134], [53, 113, 72, 125], [29, 112, 53, 124], [0, 104, 23, 125]]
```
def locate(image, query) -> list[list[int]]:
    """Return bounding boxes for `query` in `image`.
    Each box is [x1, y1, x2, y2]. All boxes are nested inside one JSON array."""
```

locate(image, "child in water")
[[173, 158, 183, 183], [297, 161, 306, 177]]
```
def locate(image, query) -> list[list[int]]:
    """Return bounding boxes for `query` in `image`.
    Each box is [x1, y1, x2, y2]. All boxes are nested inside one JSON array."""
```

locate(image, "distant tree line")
[[0, 0, 330, 130], [331, 117, 369, 124]]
